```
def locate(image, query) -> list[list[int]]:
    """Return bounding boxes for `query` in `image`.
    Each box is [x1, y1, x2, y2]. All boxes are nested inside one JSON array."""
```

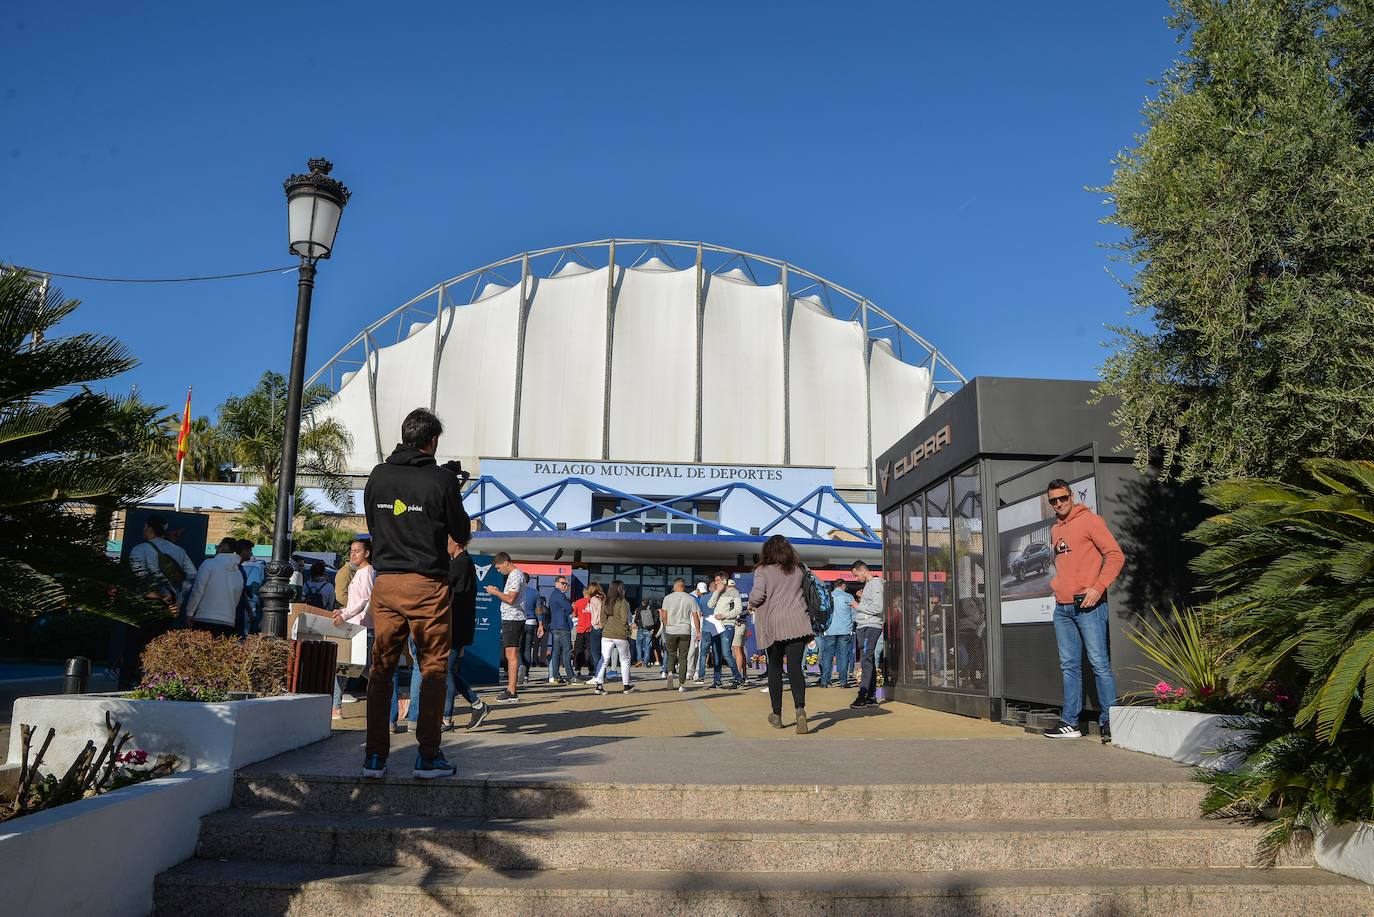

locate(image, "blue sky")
[[1, 1, 1179, 418]]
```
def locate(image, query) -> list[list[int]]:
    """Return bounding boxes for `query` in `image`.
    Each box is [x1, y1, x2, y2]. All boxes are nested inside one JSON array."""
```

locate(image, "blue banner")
[[463, 554, 505, 686]]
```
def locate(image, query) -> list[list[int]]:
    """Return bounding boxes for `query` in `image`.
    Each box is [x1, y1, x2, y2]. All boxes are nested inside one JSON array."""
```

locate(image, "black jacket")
[[450, 551, 477, 648], [364, 445, 471, 578]]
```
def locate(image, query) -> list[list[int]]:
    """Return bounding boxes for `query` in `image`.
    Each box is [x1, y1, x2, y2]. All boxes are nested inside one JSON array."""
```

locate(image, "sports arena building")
[[310, 239, 966, 599]]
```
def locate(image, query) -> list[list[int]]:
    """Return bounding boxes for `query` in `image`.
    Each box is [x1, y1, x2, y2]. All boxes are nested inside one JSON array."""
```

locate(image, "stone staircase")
[[155, 771, 1372, 915]]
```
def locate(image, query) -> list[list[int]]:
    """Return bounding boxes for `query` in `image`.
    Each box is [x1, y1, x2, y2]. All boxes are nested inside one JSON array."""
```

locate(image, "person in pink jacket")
[[332, 538, 376, 717]]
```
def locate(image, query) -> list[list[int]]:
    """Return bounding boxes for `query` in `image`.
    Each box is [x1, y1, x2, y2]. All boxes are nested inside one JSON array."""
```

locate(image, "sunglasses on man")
[[1048, 495, 1072, 506]]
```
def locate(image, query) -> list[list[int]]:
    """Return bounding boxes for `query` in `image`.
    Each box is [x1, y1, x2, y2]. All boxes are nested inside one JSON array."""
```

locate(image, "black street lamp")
[[258, 158, 351, 639]]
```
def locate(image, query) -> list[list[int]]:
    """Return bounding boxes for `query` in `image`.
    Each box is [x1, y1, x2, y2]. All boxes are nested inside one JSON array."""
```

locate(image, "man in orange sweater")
[[1041, 478, 1125, 743]]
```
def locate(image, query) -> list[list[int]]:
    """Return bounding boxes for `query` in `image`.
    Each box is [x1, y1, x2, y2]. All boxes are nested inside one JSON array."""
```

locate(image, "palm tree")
[[0, 270, 169, 624], [1189, 459, 1374, 863], [217, 371, 353, 509], [228, 484, 321, 544]]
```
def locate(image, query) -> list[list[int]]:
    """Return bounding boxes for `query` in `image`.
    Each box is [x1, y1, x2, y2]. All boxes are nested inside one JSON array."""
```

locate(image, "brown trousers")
[[366, 572, 452, 760]]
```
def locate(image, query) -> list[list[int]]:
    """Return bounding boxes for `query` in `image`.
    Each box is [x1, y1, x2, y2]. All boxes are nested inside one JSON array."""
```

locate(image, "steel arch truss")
[[308, 238, 965, 392], [462, 474, 879, 546]]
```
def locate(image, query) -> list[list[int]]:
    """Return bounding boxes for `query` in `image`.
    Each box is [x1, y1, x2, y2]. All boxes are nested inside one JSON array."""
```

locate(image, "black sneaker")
[[849, 693, 869, 709], [1100, 724, 1112, 744], [594, 684, 605, 695], [467, 702, 491, 729], [361, 753, 387, 779], [711, 682, 722, 689], [497, 690, 519, 703], [622, 684, 637, 694], [392, 722, 408, 734], [1043, 722, 1083, 739], [413, 751, 456, 779]]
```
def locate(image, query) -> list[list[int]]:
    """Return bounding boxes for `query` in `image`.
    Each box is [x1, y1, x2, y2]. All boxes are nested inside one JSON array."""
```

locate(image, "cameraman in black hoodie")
[[361, 408, 471, 780]]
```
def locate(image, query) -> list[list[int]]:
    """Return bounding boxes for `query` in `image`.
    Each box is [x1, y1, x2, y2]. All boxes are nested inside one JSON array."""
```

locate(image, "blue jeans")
[[697, 627, 741, 684], [588, 627, 603, 675], [857, 626, 882, 695], [816, 633, 853, 686], [1053, 601, 1117, 727], [395, 643, 482, 722], [635, 630, 654, 667], [549, 629, 574, 681]]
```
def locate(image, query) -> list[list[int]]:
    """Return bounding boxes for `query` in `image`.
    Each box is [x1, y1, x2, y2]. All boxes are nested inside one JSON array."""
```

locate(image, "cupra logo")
[[879, 462, 892, 494]]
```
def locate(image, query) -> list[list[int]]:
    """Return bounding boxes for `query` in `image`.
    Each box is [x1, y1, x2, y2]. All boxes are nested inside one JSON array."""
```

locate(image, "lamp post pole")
[[258, 158, 350, 639], [259, 260, 317, 638]]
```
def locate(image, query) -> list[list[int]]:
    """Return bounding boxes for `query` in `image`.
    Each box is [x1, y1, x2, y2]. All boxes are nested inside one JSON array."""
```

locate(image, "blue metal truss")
[[461, 475, 878, 545]]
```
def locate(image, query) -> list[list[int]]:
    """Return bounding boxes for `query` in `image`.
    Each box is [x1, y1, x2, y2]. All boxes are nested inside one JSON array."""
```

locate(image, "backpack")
[[800, 564, 833, 635], [302, 579, 329, 609], [150, 542, 188, 588]]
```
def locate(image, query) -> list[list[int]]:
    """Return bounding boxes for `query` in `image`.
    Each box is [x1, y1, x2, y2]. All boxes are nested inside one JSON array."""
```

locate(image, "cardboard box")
[[288, 604, 368, 668]]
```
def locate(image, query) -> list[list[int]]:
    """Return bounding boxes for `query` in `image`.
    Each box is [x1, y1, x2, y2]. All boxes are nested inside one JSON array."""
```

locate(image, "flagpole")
[[175, 385, 192, 513], [175, 456, 186, 511]]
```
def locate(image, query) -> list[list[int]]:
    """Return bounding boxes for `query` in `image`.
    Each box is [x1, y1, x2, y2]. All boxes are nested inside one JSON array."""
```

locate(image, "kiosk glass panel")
[[925, 481, 954, 688], [903, 494, 929, 686], [952, 467, 987, 691], [881, 507, 904, 688]]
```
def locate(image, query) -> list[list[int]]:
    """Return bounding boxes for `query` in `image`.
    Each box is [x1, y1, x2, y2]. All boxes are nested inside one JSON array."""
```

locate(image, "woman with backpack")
[[592, 580, 636, 695], [748, 534, 814, 734]]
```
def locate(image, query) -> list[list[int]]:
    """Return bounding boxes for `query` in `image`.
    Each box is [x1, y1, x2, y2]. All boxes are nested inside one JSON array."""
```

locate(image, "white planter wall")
[[0, 772, 228, 917], [1313, 818, 1374, 885], [7, 692, 331, 775], [0, 692, 331, 917], [1109, 705, 1250, 770]]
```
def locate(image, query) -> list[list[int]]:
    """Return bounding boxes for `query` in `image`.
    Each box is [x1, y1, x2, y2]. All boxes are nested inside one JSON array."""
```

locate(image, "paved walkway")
[[254, 672, 1192, 786]]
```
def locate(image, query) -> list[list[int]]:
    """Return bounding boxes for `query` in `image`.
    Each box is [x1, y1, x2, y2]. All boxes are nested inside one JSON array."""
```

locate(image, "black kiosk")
[[874, 377, 1195, 720]]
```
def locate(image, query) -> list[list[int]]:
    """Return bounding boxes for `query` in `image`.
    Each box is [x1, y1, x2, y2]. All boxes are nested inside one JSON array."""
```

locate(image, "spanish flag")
[[176, 387, 192, 463]]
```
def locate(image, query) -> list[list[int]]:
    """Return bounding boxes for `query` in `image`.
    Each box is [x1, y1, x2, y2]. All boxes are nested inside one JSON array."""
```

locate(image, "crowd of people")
[[127, 410, 1129, 779]]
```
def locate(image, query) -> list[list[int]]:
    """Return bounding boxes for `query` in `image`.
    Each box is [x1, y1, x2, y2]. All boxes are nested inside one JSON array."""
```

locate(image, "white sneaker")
[[547, 678, 558, 684], [658, 672, 668, 679], [678, 686, 687, 693], [340, 693, 358, 704]]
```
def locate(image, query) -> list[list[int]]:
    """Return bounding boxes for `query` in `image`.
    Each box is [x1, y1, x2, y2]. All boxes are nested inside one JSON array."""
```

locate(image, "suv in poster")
[[1010, 542, 1052, 581]]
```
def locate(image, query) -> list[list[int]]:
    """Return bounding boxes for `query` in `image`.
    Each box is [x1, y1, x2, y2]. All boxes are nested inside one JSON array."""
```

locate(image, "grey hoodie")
[[853, 577, 884, 629]]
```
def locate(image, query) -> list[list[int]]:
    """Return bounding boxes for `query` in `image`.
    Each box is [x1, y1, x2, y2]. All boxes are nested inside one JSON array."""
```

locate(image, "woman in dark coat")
[[444, 534, 489, 730]]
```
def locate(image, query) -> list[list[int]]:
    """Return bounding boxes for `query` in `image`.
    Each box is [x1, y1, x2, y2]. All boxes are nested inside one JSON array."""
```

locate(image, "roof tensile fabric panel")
[[609, 265, 697, 461], [702, 274, 784, 464], [518, 267, 609, 460]]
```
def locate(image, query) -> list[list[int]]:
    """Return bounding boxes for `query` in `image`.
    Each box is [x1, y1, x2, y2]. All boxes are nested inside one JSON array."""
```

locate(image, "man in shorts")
[[486, 552, 528, 703]]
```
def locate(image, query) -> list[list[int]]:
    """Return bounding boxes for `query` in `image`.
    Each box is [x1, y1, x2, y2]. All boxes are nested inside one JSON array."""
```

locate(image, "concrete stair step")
[[196, 809, 1306, 872], [232, 773, 1207, 821], [154, 860, 1374, 916]]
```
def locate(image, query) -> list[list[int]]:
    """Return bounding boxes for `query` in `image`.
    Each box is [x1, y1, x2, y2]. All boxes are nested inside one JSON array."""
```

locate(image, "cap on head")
[[695, 582, 708, 593]]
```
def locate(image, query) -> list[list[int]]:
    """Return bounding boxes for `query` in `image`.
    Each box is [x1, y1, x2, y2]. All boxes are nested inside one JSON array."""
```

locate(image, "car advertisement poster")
[[998, 475, 1097, 624]]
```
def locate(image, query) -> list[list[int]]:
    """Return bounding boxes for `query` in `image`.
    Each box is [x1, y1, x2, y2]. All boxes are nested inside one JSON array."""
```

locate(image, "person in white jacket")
[[184, 538, 244, 636]]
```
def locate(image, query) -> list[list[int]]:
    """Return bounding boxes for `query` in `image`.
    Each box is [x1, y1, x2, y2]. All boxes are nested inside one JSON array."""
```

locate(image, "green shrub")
[[135, 630, 289, 700], [1189, 459, 1374, 864]]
